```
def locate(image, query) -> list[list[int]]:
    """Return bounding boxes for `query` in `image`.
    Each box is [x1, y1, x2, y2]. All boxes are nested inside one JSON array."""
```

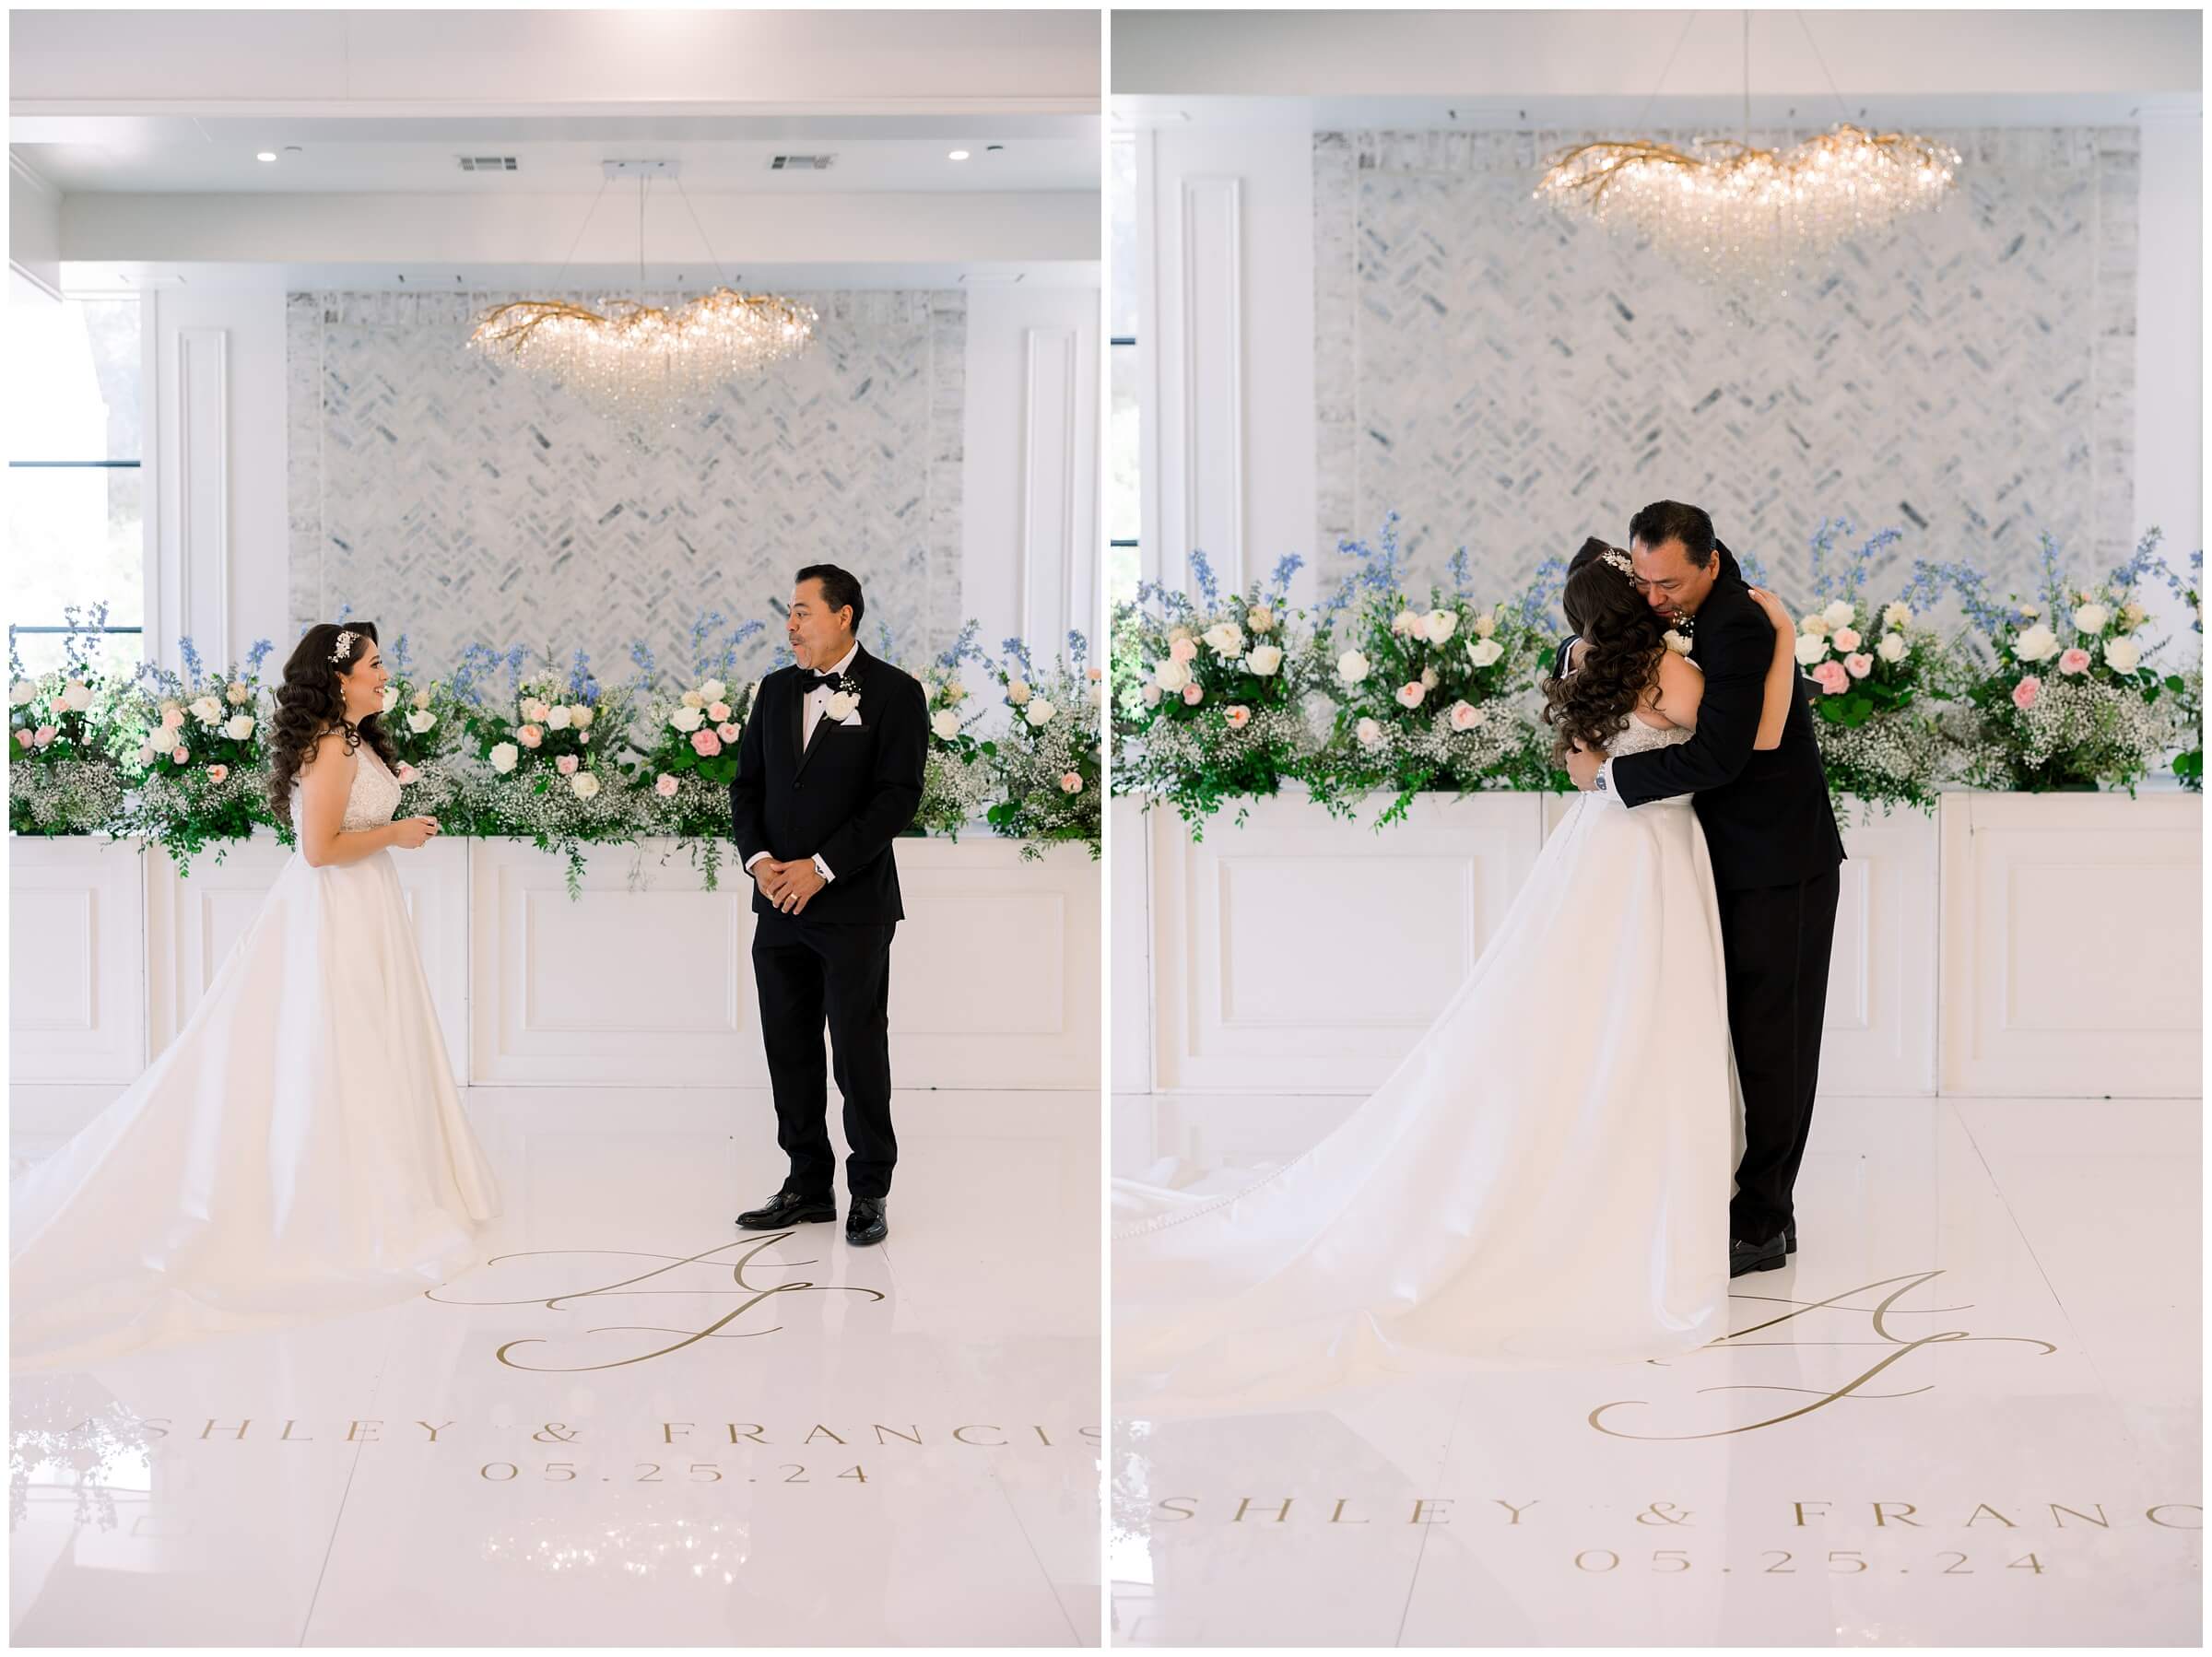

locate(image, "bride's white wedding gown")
[[1114, 715, 1741, 1413], [10, 741, 501, 1370]]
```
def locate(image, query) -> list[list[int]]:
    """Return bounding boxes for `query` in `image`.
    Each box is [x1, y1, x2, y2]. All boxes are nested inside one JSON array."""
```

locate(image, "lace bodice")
[[290, 740, 404, 835], [1604, 716, 1694, 759]]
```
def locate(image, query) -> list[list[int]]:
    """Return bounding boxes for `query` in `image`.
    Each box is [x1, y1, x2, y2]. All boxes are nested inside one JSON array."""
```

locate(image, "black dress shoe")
[[735, 1189, 836, 1229], [845, 1197, 888, 1246], [1729, 1233, 1788, 1277], [1784, 1220, 1798, 1255]]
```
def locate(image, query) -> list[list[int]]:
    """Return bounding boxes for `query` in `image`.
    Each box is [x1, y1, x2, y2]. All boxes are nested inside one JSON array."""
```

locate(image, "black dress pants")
[[1717, 866, 1841, 1245], [751, 917, 898, 1202]]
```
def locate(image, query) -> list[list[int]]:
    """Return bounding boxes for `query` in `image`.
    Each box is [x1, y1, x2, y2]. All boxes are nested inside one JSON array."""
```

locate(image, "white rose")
[[545, 704, 571, 730], [225, 713, 256, 740], [1882, 602, 1913, 629], [1202, 621, 1246, 658], [1823, 600, 1855, 629], [191, 696, 224, 725], [405, 709, 434, 734], [489, 742, 519, 774], [2015, 623, 2061, 663], [1336, 650, 1371, 685], [1246, 643, 1284, 676], [670, 706, 704, 733], [825, 691, 859, 722], [1422, 609, 1459, 645], [1794, 632, 1831, 666], [1877, 632, 1910, 664], [2073, 602, 2111, 636], [569, 770, 600, 800], [699, 678, 727, 703], [1419, 665, 1440, 689], [1465, 637, 1504, 669], [679, 690, 704, 710], [381, 686, 401, 714], [1355, 716, 1383, 748], [1140, 683, 1162, 707], [1473, 613, 1498, 639], [1390, 609, 1421, 636], [8, 679, 37, 707], [62, 680, 93, 712], [930, 709, 961, 741], [524, 699, 552, 723], [571, 705, 594, 729], [2103, 636, 2141, 673], [1663, 630, 1692, 655], [1153, 658, 1193, 695], [1799, 614, 1830, 638], [1025, 699, 1058, 727], [1006, 677, 1032, 705], [1088, 681, 1105, 706]]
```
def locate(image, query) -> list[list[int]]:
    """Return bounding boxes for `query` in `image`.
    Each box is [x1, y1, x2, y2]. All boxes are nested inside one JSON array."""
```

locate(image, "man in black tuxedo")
[[728, 564, 928, 1246], [1559, 501, 1846, 1278]]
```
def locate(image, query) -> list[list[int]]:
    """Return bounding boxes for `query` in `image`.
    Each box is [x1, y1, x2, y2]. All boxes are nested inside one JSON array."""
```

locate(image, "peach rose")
[[1170, 637, 1198, 664], [708, 701, 731, 723], [1182, 683, 1203, 705], [1831, 627, 1862, 654], [33, 725, 57, 747], [13, 730, 30, 748], [690, 729, 723, 757], [206, 764, 229, 783], [717, 723, 740, 742], [1843, 652, 1873, 679], [2057, 648, 2092, 676], [654, 773, 679, 797], [171, 745, 190, 763], [1449, 699, 1479, 732], [1059, 770, 1082, 793], [556, 754, 580, 775], [517, 724, 543, 748], [2012, 676, 2041, 711], [395, 762, 418, 785], [1394, 681, 1426, 709], [1811, 660, 1851, 695], [1224, 704, 1251, 730]]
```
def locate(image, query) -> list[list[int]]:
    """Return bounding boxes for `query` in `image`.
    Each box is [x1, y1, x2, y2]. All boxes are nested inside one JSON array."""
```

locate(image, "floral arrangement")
[[987, 632, 1103, 860], [1933, 530, 2188, 793], [911, 620, 996, 839], [370, 630, 465, 817], [2164, 549, 2203, 791], [1111, 549, 1323, 835], [112, 634, 280, 867], [618, 614, 771, 887], [6, 606, 129, 836], [1789, 521, 1950, 817], [1317, 514, 1564, 824]]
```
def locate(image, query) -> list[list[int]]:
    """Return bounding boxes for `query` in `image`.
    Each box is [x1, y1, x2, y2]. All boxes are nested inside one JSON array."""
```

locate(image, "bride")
[[1113, 542, 1800, 1412], [10, 622, 501, 1370]]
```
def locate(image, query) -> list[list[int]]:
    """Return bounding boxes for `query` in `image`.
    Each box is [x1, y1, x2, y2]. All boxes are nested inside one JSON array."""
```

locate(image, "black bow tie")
[[806, 667, 841, 685]]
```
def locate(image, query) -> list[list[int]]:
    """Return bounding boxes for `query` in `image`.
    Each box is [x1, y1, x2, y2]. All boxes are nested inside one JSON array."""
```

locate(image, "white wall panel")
[[8, 836, 145, 1084]]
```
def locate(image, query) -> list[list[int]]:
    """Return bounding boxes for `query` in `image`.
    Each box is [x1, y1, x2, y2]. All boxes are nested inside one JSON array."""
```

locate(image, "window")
[[1107, 131, 1140, 605], [6, 293, 145, 679]]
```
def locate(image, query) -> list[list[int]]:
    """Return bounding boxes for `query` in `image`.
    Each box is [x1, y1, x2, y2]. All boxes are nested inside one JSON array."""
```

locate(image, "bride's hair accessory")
[[329, 629, 358, 664], [1599, 547, 1635, 577]]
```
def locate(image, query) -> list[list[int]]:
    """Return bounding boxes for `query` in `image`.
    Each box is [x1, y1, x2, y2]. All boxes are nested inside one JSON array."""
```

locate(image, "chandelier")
[[1533, 13, 1963, 296], [468, 161, 817, 426]]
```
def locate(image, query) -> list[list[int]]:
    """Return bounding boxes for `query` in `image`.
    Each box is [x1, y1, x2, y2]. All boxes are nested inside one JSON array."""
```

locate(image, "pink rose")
[[32, 725, 56, 748], [206, 763, 229, 783], [717, 722, 740, 742], [1181, 683, 1203, 705], [1170, 637, 1198, 664], [1843, 652, 1873, 679], [2057, 648, 2092, 676], [708, 701, 731, 722], [1394, 681, 1426, 709], [1224, 704, 1251, 730], [395, 762, 418, 785], [690, 729, 723, 757], [654, 773, 679, 797], [1811, 660, 1851, 695], [2012, 676, 2041, 711], [556, 754, 580, 775], [1087, 666, 1102, 681], [517, 724, 543, 748], [1831, 628, 1862, 653], [171, 745, 190, 764], [13, 730, 30, 748], [1449, 699, 1478, 732], [1059, 770, 1082, 793]]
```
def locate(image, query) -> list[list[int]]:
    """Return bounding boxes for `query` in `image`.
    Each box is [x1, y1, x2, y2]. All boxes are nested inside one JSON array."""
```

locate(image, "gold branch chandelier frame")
[[1533, 11, 1964, 296], [467, 159, 818, 425]]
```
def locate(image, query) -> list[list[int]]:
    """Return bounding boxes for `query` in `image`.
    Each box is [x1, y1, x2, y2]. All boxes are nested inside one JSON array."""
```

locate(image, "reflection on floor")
[[1110, 1093, 2201, 1648], [12, 1087, 1101, 1647]]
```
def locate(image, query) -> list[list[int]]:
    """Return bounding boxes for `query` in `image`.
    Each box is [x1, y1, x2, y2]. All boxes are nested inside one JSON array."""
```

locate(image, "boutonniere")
[[824, 671, 863, 723], [1662, 629, 1694, 656]]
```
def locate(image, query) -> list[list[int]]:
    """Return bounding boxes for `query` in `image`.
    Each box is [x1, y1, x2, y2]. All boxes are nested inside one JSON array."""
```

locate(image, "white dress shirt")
[[746, 640, 859, 886]]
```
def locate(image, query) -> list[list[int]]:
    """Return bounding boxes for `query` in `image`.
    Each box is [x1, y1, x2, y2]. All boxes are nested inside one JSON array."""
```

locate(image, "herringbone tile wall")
[[287, 288, 967, 671], [1314, 127, 2138, 603]]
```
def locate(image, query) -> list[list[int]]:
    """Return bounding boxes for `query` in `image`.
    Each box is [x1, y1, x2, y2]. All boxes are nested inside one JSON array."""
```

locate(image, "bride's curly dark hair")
[[1542, 537, 1668, 765], [265, 622, 400, 822]]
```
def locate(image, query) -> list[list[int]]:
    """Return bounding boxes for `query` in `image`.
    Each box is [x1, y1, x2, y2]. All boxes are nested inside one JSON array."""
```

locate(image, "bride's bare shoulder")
[[303, 725, 358, 771]]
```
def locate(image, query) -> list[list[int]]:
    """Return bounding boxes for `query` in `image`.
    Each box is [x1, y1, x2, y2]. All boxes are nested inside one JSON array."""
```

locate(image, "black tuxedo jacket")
[[1552, 546, 1845, 891], [729, 643, 928, 924]]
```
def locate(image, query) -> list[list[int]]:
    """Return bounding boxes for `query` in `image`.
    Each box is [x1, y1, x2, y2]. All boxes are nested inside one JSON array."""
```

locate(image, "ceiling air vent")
[[770, 154, 836, 171], [457, 156, 519, 172]]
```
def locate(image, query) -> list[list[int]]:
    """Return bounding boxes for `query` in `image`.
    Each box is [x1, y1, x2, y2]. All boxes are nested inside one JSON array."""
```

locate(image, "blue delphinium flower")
[[999, 635, 1039, 680], [935, 618, 983, 672], [1189, 547, 1223, 611]]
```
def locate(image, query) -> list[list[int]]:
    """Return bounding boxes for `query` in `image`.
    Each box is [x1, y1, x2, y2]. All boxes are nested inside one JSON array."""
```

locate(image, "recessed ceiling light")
[[255, 151, 276, 163], [947, 149, 971, 161]]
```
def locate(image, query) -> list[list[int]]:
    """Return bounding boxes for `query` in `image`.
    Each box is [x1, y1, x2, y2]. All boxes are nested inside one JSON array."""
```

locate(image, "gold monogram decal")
[[425, 1233, 887, 1372], [1588, 1270, 2058, 1440]]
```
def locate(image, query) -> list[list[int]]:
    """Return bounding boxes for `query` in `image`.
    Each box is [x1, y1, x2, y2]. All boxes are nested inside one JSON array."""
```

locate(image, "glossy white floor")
[[1110, 1092, 2201, 1648], [11, 1087, 1101, 1647]]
